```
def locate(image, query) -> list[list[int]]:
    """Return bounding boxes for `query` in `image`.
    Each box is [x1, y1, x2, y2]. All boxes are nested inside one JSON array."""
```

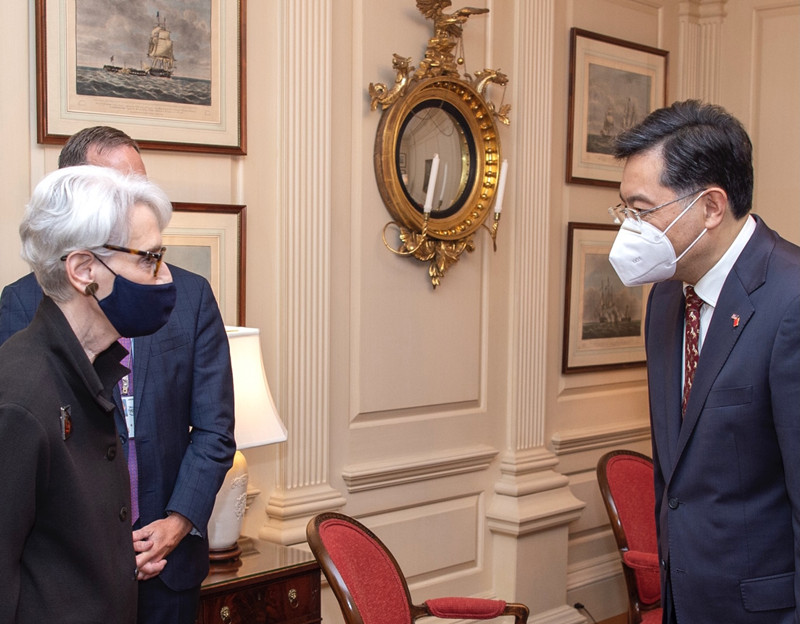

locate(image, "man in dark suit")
[[608, 100, 800, 622], [0, 127, 236, 624]]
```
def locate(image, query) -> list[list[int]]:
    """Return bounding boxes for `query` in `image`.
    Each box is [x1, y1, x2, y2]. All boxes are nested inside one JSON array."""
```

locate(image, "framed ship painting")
[[167, 203, 246, 325], [566, 28, 667, 187], [36, 0, 246, 154], [562, 222, 650, 374]]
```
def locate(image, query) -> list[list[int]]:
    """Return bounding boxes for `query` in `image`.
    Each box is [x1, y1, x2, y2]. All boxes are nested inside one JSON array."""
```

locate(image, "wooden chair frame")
[[306, 512, 529, 624], [597, 450, 662, 624]]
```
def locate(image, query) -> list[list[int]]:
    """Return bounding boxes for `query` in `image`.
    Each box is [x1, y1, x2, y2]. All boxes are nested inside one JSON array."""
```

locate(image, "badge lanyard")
[[121, 339, 134, 438]]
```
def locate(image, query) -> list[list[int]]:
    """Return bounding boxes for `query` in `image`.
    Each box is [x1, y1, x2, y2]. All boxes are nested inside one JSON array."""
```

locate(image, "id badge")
[[122, 395, 135, 438]]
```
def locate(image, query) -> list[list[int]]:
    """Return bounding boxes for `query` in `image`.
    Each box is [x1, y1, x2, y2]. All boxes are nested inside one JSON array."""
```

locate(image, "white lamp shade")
[[225, 326, 287, 448]]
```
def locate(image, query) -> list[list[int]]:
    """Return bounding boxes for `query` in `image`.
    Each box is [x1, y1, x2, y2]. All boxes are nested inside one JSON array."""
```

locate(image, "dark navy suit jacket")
[[0, 264, 235, 591], [645, 216, 800, 622]]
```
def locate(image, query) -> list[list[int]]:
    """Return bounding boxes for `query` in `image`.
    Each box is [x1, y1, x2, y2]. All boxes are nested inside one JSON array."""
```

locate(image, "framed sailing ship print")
[[566, 28, 667, 187], [36, 0, 246, 154], [562, 223, 649, 374]]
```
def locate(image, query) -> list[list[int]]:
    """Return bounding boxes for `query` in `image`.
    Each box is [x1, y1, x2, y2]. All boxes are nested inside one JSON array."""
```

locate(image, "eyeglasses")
[[103, 244, 167, 277], [608, 189, 705, 227]]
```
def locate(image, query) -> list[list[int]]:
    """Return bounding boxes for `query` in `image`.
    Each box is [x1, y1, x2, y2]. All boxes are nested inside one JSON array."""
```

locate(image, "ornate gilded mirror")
[[370, 0, 510, 288]]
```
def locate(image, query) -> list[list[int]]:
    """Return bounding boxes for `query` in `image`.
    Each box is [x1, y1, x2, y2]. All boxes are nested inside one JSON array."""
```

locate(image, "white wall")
[[719, 0, 800, 243], [1, 1, 797, 623]]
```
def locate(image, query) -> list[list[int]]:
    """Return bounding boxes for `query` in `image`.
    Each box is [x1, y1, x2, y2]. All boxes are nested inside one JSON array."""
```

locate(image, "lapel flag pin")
[[731, 314, 740, 328]]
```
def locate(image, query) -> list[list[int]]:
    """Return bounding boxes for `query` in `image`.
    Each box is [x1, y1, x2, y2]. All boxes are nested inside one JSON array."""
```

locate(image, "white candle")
[[423, 154, 440, 214], [494, 159, 508, 214], [438, 162, 448, 205]]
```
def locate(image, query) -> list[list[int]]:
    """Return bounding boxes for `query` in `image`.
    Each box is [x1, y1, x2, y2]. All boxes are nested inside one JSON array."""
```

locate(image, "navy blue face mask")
[[93, 256, 176, 337]]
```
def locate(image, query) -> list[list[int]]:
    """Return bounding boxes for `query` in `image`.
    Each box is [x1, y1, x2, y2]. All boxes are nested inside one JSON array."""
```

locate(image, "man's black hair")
[[614, 100, 753, 218], [58, 126, 141, 169]]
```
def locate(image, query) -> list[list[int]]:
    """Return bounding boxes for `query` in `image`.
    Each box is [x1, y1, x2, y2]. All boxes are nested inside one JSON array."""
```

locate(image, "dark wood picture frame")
[[168, 202, 246, 326], [36, 0, 247, 154], [562, 222, 649, 374], [566, 28, 668, 187]]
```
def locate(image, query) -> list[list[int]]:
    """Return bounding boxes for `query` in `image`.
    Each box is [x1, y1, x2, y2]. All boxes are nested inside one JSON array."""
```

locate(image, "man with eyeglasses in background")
[[0, 126, 235, 624], [607, 99, 800, 623]]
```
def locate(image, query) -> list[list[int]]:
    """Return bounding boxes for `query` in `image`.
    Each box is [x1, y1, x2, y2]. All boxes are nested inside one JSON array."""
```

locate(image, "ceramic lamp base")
[[207, 450, 249, 562]]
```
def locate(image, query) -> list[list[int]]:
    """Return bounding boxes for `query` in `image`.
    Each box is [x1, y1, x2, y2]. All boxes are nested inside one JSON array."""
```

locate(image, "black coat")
[[0, 297, 137, 624], [0, 265, 236, 594]]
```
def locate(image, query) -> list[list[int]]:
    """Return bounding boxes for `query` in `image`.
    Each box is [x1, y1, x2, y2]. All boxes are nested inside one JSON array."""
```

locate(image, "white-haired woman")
[[0, 165, 176, 624]]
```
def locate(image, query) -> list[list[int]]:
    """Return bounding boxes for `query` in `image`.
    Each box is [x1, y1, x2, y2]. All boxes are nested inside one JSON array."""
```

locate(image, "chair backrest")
[[597, 450, 661, 621], [306, 512, 414, 624]]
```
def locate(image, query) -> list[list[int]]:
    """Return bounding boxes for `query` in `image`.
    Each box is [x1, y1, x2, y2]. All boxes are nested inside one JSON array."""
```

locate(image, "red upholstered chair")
[[306, 512, 529, 624], [597, 450, 662, 624]]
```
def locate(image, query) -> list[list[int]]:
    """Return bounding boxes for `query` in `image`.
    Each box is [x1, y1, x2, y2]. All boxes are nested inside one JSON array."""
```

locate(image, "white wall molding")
[[565, 552, 627, 624], [489, 483, 585, 537], [341, 445, 499, 492], [260, 484, 347, 544], [551, 421, 652, 455], [359, 496, 483, 580], [567, 551, 623, 592]]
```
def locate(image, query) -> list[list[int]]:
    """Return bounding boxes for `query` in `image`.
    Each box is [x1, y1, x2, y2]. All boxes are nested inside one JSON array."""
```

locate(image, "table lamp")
[[207, 327, 288, 563]]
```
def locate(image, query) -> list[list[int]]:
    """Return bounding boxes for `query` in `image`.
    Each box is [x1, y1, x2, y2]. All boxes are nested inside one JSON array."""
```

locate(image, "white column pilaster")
[[260, 0, 346, 546], [678, 1, 727, 101], [486, 1, 584, 622]]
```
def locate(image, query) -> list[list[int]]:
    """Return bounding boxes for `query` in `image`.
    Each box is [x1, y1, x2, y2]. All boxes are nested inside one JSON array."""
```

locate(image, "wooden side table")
[[197, 538, 321, 624]]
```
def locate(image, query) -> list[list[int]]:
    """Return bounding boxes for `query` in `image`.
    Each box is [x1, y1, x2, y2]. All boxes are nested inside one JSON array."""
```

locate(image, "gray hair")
[[20, 165, 172, 302]]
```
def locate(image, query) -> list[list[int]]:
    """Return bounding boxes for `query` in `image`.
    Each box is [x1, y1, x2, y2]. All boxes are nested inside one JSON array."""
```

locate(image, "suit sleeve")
[[164, 277, 236, 533], [644, 287, 666, 538], [770, 293, 800, 603], [0, 284, 35, 346]]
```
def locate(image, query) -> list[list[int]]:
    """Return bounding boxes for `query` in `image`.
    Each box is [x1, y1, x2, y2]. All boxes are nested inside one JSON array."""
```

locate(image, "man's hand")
[[132, 513, 193, 581]]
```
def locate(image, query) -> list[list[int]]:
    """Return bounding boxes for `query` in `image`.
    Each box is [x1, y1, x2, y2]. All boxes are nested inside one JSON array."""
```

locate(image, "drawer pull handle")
[[288, 588, 299, 608], [219, 605, 232, 623]]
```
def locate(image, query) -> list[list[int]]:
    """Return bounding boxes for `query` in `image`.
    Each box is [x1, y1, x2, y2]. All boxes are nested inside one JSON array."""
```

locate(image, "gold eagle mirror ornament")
[[370, 0, 510, 288]]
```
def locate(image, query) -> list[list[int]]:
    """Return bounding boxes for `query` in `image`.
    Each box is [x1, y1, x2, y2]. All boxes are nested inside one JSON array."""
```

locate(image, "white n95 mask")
[[608, 192, 707, 287]]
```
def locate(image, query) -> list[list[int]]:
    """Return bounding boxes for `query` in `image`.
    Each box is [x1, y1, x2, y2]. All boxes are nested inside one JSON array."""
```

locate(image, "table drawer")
[[198, 570, 320, 624]]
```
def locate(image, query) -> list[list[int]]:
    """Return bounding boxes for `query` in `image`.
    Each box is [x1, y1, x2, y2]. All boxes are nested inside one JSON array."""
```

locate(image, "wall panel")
[[751, 4, 800, 242]]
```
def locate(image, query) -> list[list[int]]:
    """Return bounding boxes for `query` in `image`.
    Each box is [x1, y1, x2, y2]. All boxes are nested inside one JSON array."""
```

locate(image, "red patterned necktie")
[[682, 286, 703, 415]]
